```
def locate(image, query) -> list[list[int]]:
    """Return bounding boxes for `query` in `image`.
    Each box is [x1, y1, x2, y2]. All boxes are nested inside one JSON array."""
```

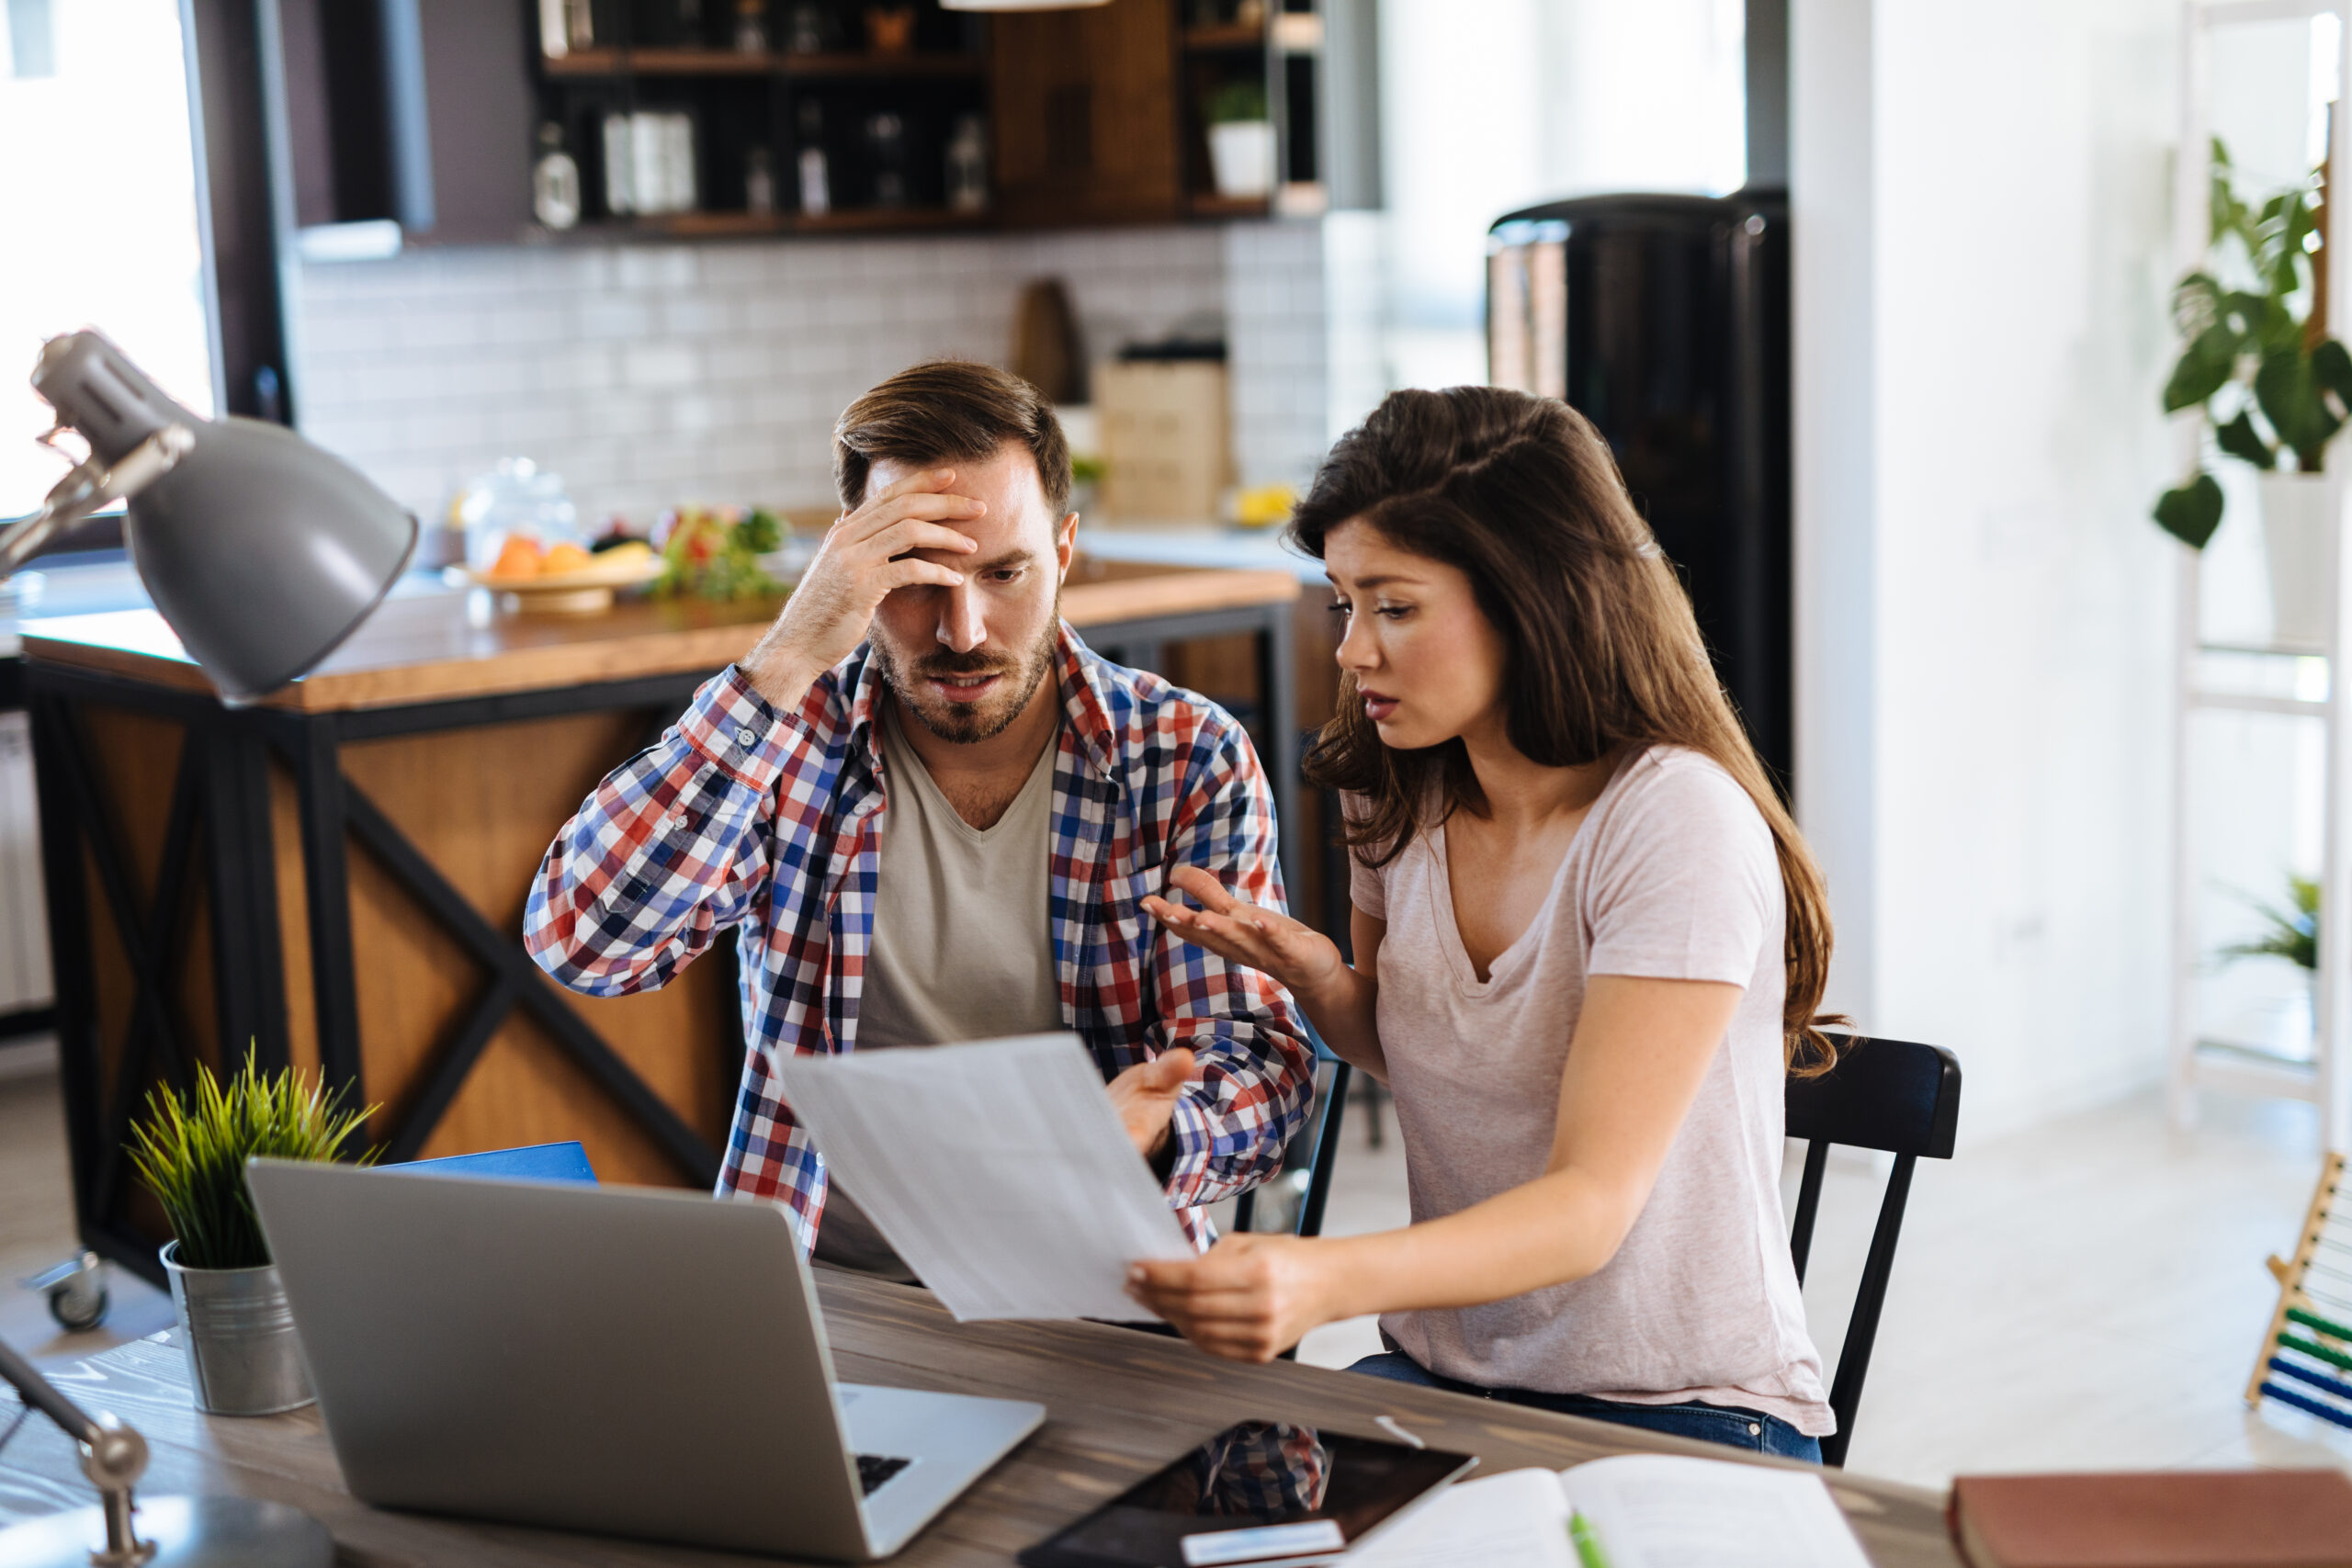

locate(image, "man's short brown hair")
[[832, 360, 1071, 516]]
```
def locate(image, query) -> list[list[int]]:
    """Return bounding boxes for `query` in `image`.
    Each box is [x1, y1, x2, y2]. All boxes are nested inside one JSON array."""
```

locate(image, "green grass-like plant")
[[124, 1050, 378, 1271], [2220, 874, 2320, 973]]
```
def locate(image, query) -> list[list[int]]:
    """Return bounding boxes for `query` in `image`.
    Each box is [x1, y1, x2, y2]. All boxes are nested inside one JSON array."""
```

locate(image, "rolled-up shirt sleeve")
[[1151, 718, 1316, 1214], [526, 665, 800, 996]]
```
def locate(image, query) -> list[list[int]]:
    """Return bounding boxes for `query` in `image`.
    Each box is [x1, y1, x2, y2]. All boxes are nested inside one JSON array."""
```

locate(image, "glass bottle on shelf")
[[946, 113, 988, 213], [745, 144, 777, 215], [787, 1, 825, 52], [532, 121, 582, 230], [797, 100, 831, 216], [735, 0, 770, 52], [865, 111, 906, 209]]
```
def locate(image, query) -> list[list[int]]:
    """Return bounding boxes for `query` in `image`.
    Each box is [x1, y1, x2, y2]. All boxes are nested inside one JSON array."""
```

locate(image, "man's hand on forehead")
[[741, 466, 983, 706]]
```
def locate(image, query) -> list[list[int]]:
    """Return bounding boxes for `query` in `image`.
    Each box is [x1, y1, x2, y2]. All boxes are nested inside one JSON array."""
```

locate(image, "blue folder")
[[385, 1141, 599, 1185]]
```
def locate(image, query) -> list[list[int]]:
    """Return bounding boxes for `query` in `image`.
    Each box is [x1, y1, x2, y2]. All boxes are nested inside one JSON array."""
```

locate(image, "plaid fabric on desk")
[[525, 623, 1315, 1253]]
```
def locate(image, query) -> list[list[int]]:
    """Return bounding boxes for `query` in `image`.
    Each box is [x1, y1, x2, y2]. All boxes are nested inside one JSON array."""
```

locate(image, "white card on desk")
[[771, 1032, 1195, 1321]]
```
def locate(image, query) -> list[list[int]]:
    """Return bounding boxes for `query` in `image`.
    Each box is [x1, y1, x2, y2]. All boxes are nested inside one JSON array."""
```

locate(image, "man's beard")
[[876, 615, 1060, 745]]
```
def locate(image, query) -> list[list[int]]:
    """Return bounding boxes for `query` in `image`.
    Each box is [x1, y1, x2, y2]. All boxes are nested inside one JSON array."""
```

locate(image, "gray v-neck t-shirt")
[[813, 701, 1063, 1277], [1351, 745, 1832, 1435]]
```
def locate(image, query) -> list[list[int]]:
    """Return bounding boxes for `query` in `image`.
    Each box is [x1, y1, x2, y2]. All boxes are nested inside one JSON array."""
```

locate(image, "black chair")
[[1233, 1035, 1353, 1239], [1787, 1032, 1962, 1468]]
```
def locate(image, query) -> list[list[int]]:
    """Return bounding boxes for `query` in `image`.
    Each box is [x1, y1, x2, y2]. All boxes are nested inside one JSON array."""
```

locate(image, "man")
[[526, 360, 1312, 1269]]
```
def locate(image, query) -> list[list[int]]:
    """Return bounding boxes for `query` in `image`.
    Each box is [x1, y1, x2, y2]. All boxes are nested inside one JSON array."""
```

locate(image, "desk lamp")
[[0, 330, 409, 1566], [1, 330, 417, 705]]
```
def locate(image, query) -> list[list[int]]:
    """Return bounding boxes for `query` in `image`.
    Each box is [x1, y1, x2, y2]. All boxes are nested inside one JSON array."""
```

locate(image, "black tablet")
[[1019, 1420, 1477, 1568]]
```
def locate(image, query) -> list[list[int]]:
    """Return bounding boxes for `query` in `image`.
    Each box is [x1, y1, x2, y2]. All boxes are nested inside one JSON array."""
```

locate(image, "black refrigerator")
[[1487, 190, 1792, 792]]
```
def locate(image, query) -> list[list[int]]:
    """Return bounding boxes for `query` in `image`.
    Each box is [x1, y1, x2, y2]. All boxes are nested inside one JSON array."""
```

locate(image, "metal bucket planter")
[[160, 1243, 314, 1416]]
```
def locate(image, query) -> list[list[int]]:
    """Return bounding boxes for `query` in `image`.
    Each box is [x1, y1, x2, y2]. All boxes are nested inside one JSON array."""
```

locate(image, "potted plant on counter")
[[1204, 79, 1275, 202], [2154, 139, 2352, 648], [126, 1051, 376, 1416]]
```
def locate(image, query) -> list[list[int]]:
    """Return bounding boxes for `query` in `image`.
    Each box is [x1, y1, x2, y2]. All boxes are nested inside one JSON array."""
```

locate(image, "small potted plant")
[[126, 1051, 375, 1416], [2219, 873, 2320, 1047], [1204, 79, 1274, 201], [2154, 138, 2352, 648]]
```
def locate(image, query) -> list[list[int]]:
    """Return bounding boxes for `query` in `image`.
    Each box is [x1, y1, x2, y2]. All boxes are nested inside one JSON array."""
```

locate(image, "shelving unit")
[[531, 1, 993, 238], [2167, 0, 2352, 1150]]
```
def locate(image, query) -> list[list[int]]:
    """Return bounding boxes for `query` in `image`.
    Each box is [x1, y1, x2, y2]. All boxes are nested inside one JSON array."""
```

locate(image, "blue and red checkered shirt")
[[525, 623, 1314, 1254]]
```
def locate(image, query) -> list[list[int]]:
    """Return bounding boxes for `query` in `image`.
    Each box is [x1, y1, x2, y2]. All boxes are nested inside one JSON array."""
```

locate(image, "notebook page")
[[1555, 1455, 1869, 1568], [1344, 1469, 1576, 1568], [772, 1032, 1194, 1320]]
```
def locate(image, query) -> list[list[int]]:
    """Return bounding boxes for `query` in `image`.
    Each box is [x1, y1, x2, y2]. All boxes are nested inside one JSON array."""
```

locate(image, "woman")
[[1132, 387, 1840, 1461]]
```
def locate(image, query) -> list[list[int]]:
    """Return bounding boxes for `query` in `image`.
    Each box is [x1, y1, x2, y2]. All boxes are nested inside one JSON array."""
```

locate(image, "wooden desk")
[[0, 1270, 1961, 1567], [20, 562, 1300, 1286]]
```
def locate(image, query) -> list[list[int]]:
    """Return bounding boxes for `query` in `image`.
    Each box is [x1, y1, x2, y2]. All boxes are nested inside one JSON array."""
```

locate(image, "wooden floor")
[[1295, 1081, 2352, 1487], [7, 1061, 2351, 1489]]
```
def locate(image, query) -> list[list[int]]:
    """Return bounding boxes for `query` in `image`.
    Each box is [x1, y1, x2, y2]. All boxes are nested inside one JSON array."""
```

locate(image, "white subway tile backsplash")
[[296, 221, 1323, 522]]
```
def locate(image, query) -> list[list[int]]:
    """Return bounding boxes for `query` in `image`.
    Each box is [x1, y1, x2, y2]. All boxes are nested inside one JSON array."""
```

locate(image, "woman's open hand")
[[1143, 866, 1346, 1000], [1126, 1232, 1339, 1362]]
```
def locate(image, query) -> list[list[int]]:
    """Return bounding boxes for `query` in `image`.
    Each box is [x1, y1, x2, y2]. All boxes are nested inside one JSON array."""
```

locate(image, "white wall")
[[1794, 0, 2184, 1134]]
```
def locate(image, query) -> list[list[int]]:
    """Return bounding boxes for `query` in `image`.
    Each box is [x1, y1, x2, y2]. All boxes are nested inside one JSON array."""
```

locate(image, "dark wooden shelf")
[[783, 51, 984, 78], [1182, 23, 1267, 50], [1189, 191, 1271, 218], [553, 206, 992, 242], [539, 48, 983, 79], [791, 206, 992, 233]]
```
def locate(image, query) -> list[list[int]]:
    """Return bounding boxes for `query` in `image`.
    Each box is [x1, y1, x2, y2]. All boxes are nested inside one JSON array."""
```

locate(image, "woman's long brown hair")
[[1292, 387, 1843, 1076]]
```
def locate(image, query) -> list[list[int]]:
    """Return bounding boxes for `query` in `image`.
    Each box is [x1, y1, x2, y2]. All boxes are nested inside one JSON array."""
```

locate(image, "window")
[[0, 0, 214, 519]]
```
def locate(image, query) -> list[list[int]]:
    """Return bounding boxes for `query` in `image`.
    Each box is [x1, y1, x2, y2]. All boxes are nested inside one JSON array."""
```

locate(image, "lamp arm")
[[0, 1332, 102, 1449], [0, 425, 194, 579]]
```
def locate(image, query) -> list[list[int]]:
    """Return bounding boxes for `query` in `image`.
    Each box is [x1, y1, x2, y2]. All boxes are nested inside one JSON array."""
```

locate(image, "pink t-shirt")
[[1349, 744, 1832, 1436]]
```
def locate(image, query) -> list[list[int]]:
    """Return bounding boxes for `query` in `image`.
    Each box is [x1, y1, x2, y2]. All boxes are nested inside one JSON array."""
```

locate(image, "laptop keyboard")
[[856, 1454, 911, 1495]]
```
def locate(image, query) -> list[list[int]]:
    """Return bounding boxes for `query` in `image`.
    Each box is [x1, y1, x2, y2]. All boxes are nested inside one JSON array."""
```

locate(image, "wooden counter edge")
[[17, 568, 1305, 715]]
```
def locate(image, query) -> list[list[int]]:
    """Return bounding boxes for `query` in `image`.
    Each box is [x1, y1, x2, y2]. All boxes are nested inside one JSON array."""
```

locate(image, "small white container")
[[1208, 120, 1276, 199]]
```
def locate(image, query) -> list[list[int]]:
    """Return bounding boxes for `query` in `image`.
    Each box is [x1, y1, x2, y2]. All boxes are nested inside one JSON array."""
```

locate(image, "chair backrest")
[[387, 1140, 600, 1185], [1785, 1033, 1962, 1468], [1236, 1032, 1352, 1242]]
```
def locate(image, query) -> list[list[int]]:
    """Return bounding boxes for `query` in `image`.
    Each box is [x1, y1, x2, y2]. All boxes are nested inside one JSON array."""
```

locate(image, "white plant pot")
[[1208, 120, 1276, 199], [2257, 471, 2340, 650]]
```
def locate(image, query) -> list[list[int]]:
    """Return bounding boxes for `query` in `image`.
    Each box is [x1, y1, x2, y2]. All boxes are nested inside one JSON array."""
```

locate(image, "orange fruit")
[[490, 536, 543, 580], [542, 542, 592, 575]]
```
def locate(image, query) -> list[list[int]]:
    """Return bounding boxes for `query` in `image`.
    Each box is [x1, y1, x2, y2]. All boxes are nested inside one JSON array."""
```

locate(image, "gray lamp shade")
[[31, 333, 417, 706]]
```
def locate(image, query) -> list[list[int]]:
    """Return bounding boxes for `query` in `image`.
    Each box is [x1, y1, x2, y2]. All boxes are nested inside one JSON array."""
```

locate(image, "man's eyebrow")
[[973, 547, 1037, 571]]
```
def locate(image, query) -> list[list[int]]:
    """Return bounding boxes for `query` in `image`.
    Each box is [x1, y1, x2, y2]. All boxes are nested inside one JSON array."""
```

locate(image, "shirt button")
[[736, 726, 759, 748]]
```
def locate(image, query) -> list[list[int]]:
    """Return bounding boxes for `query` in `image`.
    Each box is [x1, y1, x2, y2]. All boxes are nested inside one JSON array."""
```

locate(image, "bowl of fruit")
[[465, 532, 661, 615]]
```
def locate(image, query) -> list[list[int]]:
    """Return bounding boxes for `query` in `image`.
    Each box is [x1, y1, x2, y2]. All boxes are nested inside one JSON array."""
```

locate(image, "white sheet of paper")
[[772, 1032, 1195, 1321], [1555, 1455, 1870, 1568], [1344, 1469, 1574, 1568]]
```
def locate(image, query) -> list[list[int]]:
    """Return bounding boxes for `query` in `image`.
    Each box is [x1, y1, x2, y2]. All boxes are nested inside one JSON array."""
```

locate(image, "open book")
[[1345, 1455, 1870, 1568]]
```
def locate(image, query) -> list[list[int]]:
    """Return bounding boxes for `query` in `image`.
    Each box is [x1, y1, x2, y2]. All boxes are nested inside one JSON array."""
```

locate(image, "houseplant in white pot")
[[1204, 79, 1274, 201], [125, 1051, 376, 1415], [2220, 873, 2320, 1054], [2155, 139, 2352, 648]]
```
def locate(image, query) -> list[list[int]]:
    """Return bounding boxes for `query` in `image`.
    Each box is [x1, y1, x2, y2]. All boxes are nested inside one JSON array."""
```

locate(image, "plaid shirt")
[[525, 623, 1313, 1254]]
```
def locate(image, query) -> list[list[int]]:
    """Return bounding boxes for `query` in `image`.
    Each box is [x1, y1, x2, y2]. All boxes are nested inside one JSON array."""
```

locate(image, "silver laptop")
[[245, 1159, 1043, 1561]]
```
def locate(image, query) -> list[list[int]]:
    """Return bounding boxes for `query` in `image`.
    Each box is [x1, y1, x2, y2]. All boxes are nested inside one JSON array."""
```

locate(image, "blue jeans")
[[1348, 1350, 1823, 1464]]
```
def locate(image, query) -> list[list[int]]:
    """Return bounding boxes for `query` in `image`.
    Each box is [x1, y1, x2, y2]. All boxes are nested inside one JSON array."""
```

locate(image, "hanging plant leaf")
[[2256, 347, 2344, 469], [2314, 338, 2352, 412], [2153, 472, 2225, 549], [2164, 322, 2240, 412], [2214, 409, 2277, 469]]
